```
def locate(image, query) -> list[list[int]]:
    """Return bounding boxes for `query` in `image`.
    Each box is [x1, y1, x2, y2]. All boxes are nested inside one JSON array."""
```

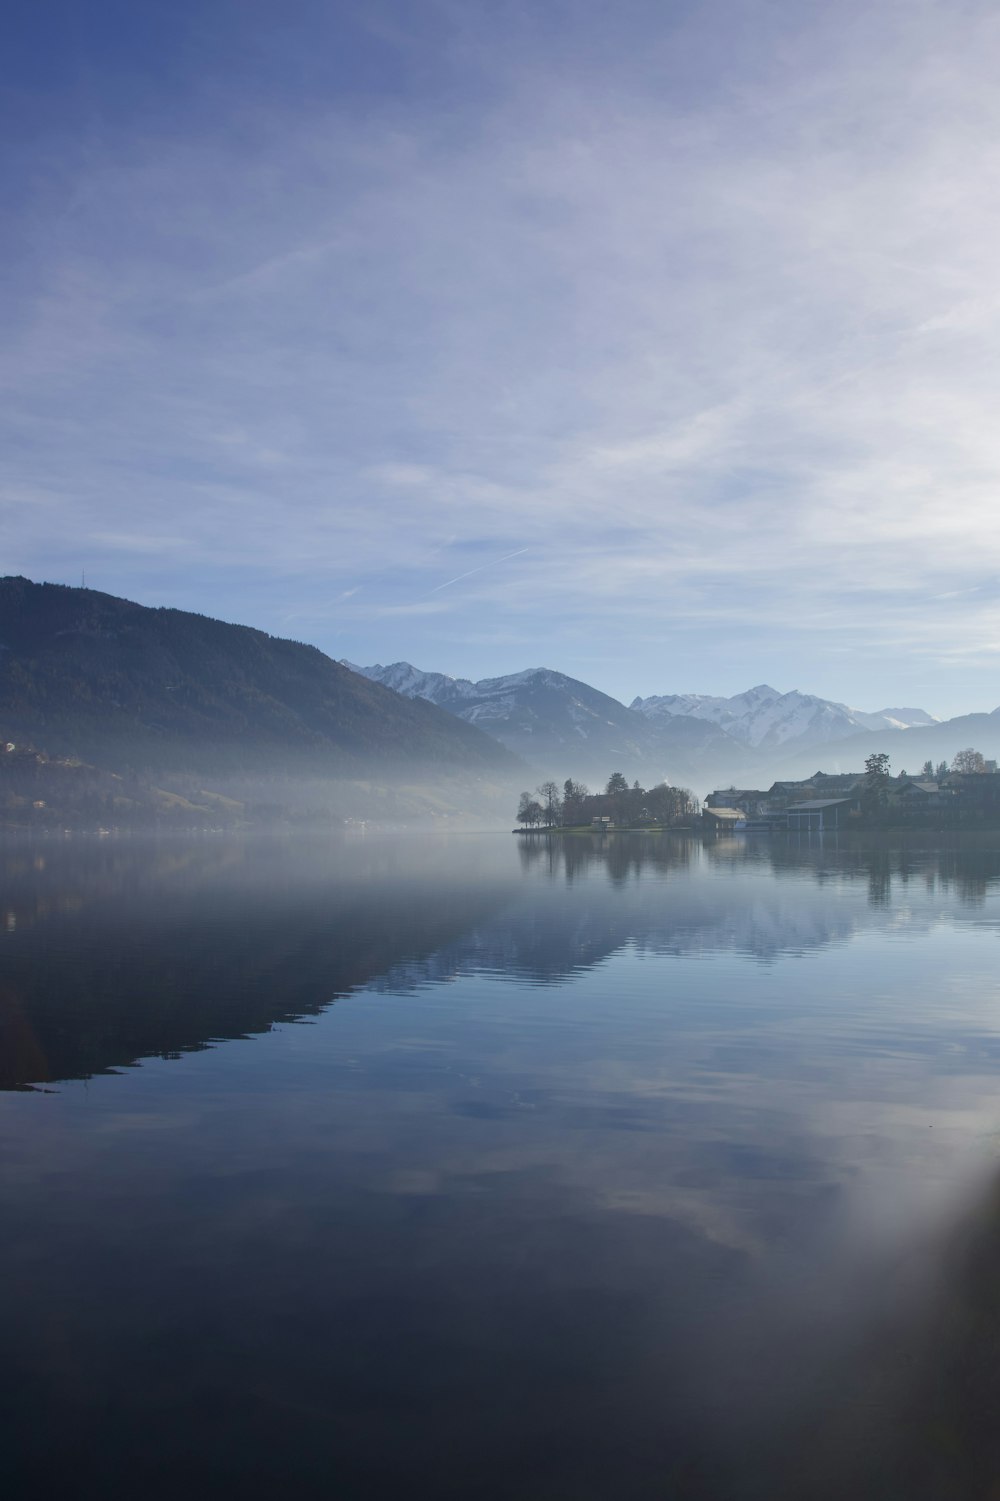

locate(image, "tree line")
[[516, 773, 698, 829], [867, 749, 993, 782]]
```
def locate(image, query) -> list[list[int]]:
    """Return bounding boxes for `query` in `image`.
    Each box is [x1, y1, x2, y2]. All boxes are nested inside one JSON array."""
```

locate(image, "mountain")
[[853, 706, 941, 733], [0, 578, 521, 820], [352, 661, 970, 793], [348, 662, 746, 786], [766, 708, 1000, 784], [631, 684, 938, 753]]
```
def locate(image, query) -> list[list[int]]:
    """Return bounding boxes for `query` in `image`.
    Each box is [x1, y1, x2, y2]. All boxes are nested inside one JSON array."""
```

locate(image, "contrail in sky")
[[428, 547, 529, 594]]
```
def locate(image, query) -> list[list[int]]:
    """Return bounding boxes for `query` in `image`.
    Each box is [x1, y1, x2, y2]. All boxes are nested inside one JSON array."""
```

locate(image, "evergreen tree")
[[863, 752, 891, 823]]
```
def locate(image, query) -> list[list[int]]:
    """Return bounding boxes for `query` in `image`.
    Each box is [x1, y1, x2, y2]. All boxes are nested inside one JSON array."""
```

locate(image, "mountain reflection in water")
[[2, 831, 1000, 1498]]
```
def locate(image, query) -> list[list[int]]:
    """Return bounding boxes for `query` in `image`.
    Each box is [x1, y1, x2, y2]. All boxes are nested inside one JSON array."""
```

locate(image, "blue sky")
[[4, 0, 1000, 717]]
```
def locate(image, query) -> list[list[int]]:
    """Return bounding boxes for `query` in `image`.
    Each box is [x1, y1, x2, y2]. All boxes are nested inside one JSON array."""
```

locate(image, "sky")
[[4, 0, 1000, 718]]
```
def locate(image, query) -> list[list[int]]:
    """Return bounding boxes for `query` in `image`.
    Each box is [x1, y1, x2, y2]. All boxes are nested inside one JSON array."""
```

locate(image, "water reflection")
[[518, 827, 1000, 906], [4, 833, 1000, 1090], [0, 834, 518, 1089], [2, 833, 1000, 1497]]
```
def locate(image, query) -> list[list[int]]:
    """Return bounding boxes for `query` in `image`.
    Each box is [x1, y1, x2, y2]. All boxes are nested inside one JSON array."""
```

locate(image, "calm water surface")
[[3, 831, 1000, 1498]]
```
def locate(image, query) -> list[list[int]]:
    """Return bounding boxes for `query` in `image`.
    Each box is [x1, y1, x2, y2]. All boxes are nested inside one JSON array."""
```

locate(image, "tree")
[[952, 748, 986, 774], [862, 752, 891, 824], [921, 761, 934, 778], [517, 791, 545, 827], [537, 781, 562, 825], [562, 779, 589, 825], [935, 761, 949, 781], [645, 781, 697, 825], [605, 771, 629, 795]]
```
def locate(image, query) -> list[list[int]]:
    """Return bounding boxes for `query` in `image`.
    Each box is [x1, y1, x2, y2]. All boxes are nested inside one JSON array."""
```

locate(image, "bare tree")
[[536, 781, 562, 825], [952, 748, 986, 774]]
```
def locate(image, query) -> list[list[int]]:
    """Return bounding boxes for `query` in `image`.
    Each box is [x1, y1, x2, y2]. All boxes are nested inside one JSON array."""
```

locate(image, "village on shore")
[[516, 751, 1000, 834]]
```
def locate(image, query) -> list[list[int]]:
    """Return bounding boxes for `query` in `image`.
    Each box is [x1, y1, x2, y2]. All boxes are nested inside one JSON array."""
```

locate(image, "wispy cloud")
[[4, 1, 1000, 712], [427, 547, 529, 594]]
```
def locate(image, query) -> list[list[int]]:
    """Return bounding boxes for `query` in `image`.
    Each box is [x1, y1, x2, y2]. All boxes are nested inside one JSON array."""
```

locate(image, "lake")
[[3, 830, 1000, 1498]]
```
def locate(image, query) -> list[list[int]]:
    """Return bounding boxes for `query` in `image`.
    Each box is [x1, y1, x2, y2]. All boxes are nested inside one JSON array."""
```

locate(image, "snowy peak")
[[632, 684, 782, 733], [851, 706, 941, 732], [341, 660, 477, 701], [354, 662, 635, 727], [352, 661, 743, 783], [347, 660, 941, 781], [631, 685, 938, 752]]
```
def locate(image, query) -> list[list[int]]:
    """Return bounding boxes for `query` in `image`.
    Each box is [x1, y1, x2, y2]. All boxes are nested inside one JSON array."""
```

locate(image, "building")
[[938, 771, 1000, 820], [704, 788, 772, 815], [785, 797, 858, 832], [702, 806, 748, 832], [887, 778, 941, 814]]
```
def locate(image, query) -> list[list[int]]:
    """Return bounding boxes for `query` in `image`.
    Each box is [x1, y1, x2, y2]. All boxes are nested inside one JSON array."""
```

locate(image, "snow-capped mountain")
[[342, 661, 955, 790], [851, 706, 941, 733], [345, 662, 743, 786], [340, 661, 472, 703], [630, 685, 938, 753]]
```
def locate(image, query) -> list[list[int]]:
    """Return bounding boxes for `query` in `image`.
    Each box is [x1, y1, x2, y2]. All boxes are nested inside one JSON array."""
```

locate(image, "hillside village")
[[0, 738, 252, 829]]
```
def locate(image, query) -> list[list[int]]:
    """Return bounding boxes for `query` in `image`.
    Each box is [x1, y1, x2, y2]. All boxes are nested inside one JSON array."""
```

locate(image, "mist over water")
[[3, 831, 1000, 1497]]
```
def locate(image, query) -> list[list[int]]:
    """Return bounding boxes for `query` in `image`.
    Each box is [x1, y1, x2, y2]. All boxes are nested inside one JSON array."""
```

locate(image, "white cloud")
[[4, 0, 1000, 709]]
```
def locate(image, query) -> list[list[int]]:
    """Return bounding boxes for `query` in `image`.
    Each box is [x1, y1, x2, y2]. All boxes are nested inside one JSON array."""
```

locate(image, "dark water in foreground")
[[4, 831, 1000, 1498]]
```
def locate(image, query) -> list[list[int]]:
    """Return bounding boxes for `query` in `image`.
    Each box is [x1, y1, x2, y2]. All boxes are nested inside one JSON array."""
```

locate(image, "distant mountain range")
[[3, 577, 997, 820], [630, 684, 938, 749], [345, 662, 741, 787], [350, 660, 1000, 790], [762, 708, 1000, 785]]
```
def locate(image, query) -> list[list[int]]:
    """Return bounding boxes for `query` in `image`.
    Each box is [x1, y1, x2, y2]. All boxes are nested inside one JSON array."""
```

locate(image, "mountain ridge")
[[4, 578, 992, 814], [351, 659, 999, 792], [348, 660, 744, 787], [0, 578, 523, 822], [630, 684, 938, 750]]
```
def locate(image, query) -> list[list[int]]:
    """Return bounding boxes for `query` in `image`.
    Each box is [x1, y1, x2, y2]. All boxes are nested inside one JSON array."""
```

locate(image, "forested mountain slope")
[[0, 578, 520, 784]]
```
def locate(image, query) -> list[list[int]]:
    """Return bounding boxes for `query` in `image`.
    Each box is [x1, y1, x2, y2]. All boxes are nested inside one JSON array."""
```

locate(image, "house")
[[785, 797, 858, 832], [702, 806, 748, 832], [938, 772, 1000, 819], [767, 773, 863, 805], [705, 788, 772, 815], [888, 778, 941, 812]]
